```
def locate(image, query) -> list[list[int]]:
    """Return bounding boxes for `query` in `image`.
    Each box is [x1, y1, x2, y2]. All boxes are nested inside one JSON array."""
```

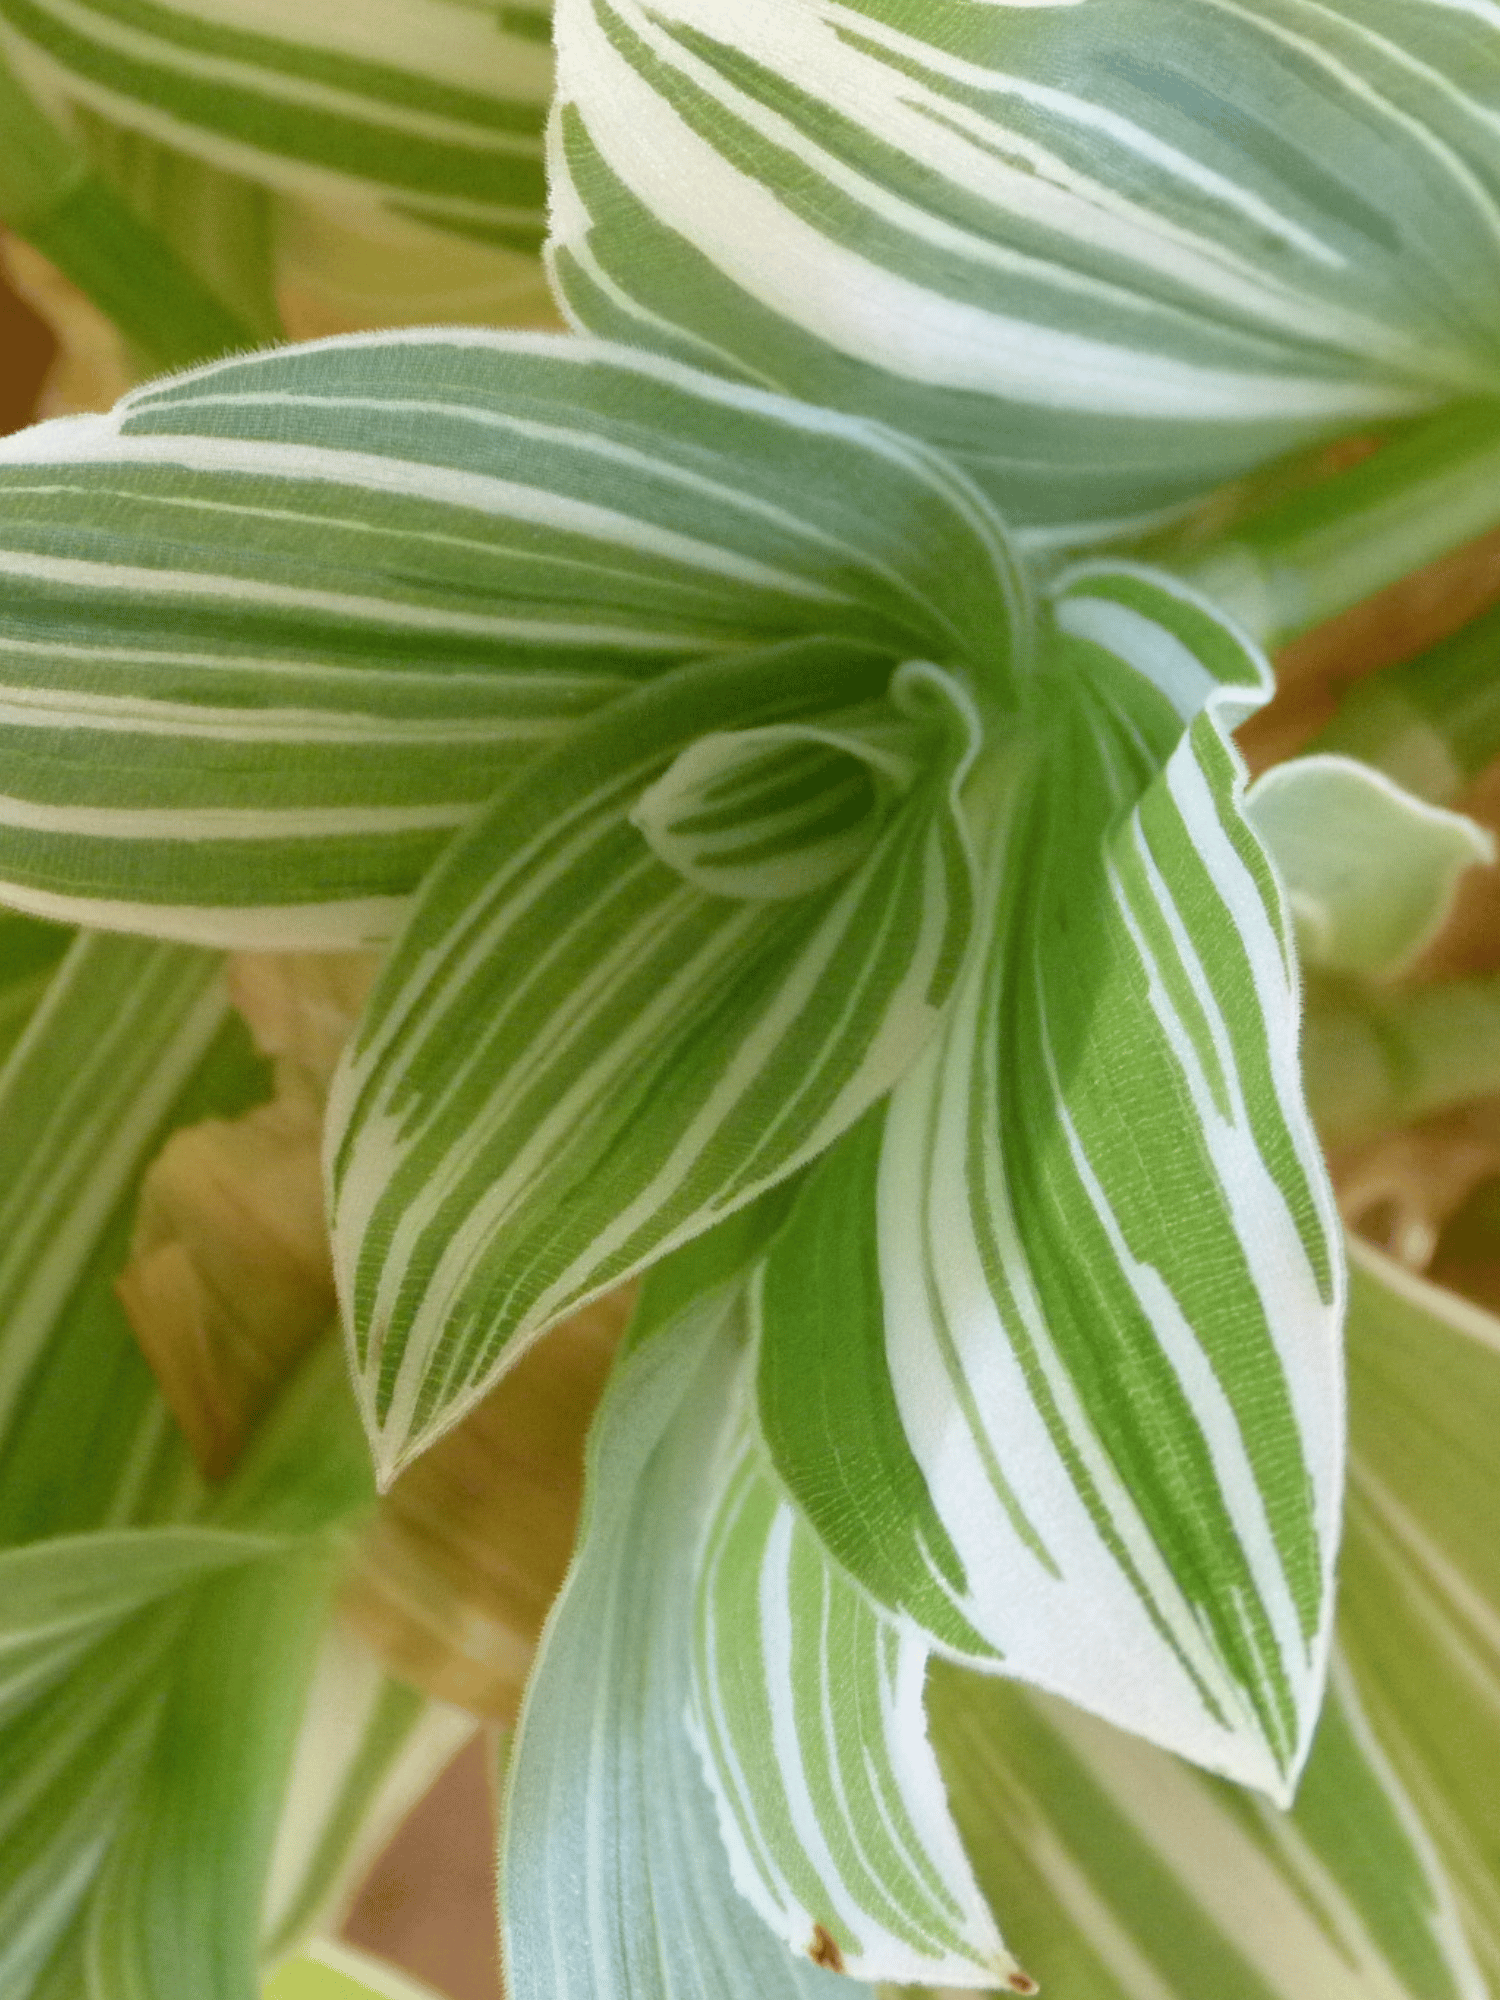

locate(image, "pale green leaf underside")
[[328, 647, 981, 1480], [758, 565, 1343, 1796], [929, 1651, 1484, 2000], [550, 0, 1500, 535], [0, 0, 552, 248], [690, 1375, 1021, 1989], [501, 1283, 869, 2000], [1340, 1238, 1500, 1989], [0, 330, 1018, 946], [1246, 755, 1493, 980]]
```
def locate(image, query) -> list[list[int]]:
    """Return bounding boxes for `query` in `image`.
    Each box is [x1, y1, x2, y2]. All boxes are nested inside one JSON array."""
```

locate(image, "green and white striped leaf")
[[631, 695, 928, 901], [928, 1649, 1485, 2000], [0, 1524, 286, 1671], [0, 910, 69, 1066], [0, 929, 380, 1997], [550, 0, 1500, 537], [0, 0, 552, 250], [263, 1626, 474, 1958], [1340, 1238, 1500, 1989], [757, 564, 1344, 1797], [501, 1260, 872, 2000], [0, 331, 1018, 945], [83, 1541, 342, 2000], [690, 1376, 1025, 1990], [329, 645, 983, 1480], [1246, 756, 1493, 980]]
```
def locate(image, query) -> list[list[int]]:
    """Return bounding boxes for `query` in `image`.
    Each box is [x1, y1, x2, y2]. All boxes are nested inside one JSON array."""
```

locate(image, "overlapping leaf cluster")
[[1, 3, 1500, 1998]]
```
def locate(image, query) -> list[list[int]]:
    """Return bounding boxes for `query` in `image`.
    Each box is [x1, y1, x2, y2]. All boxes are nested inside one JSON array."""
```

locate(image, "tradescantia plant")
[[3, 2, 1500, 1998]]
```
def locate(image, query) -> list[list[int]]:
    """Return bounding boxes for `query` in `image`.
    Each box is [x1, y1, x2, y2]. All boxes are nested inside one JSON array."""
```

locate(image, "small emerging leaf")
[[1247, 755, 1494, 980]]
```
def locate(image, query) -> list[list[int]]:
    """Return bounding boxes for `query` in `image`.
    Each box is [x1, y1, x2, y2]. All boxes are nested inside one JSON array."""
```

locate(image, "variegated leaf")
[[0, 0, 552, 251], [0, 931, 376, 1997], [0, 910, 68, 1065], [328, 647, 984, 1480], [929, 1649, 1485, 2000], [0, 331, 1018, 945], [501, 1255, 871, 2000], [550, 0, 1500, 538], [757, 564, 1343, 1796], [262, 1627, 474, 1961], [1340, 1237, 1500, 1989], [690, 1367, 1024, 1990]]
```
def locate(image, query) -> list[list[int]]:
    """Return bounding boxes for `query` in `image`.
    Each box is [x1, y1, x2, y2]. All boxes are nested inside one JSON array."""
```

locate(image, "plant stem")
[[1169, 402, 1500, 651], [0, 48, 261, 374]]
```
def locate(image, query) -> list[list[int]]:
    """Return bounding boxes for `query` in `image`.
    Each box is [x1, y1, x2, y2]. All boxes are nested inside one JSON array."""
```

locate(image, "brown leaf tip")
[[807, 1924, 845, 1974], [1005, 1973, 1040, 1995]]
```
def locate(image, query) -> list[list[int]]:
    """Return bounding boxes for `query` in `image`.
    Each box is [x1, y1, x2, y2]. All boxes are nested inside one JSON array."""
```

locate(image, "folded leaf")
[[550, 0, 1500, 536], [929, 1650, 1485, 2000], [758, 564, 1343, 1795], [1340, 1238, 1500, 1989], [329, 645, 983, 1479], [0, 0, 552, 250], [501, 1265, 871, 2000], [0, 331, 1018, 944], [690, 1367, 1025, 1990]]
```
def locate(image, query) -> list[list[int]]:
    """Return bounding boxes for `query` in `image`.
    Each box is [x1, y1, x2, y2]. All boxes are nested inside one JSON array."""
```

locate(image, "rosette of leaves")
[[0, 323, 1487, 1997], [548, 0, 1500, 539]]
